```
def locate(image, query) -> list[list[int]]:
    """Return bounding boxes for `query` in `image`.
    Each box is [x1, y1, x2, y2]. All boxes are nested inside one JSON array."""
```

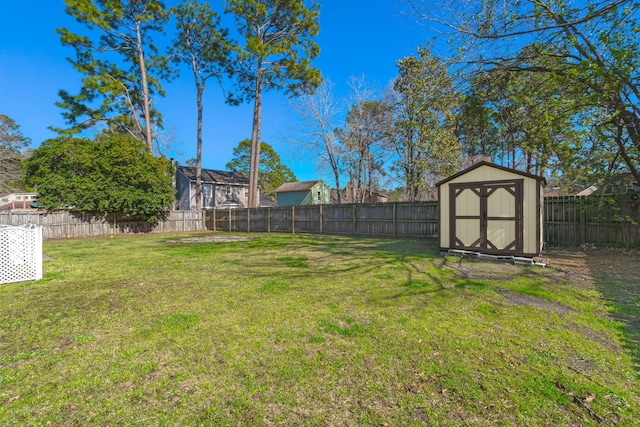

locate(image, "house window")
[[244, 188, 249, 199], [202, 184, 213, 198], [226, 186, 231, 196], [317, 191, 321, 201]]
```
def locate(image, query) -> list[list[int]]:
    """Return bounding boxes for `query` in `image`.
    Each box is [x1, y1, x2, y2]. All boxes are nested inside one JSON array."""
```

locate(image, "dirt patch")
[[543, 246, 640, 286], [166, 235, 253, 244], [566, 322, 619, 353], [441, 257, 527, 282], [496, 288, 573, 317]]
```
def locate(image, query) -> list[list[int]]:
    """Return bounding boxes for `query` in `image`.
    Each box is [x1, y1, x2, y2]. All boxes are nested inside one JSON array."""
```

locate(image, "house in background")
[[175, 165, 250, 210], [0, 192, 38, 211], [596, 173, 640, 195], [330, 182, 389, 204], [274, 180, 330, 206]]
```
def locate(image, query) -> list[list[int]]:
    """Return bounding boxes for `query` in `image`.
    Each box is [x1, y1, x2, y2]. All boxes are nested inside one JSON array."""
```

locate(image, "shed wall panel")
[[487, 220, 516, 249], [455, 189, 480, 216], [456, 219, 480, 246]]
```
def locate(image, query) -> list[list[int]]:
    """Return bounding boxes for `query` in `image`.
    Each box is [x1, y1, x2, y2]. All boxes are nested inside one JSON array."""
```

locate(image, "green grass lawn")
[[1, 232, 638, 426]]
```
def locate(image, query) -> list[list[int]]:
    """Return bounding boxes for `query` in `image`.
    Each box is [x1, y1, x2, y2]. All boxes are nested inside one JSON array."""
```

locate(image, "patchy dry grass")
[[0, 232, 638, 426]]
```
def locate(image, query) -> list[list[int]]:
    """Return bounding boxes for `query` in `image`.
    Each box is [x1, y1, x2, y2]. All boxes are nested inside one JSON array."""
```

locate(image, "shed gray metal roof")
[[274, 180, 322, 193], [177, 166, 249, 185]]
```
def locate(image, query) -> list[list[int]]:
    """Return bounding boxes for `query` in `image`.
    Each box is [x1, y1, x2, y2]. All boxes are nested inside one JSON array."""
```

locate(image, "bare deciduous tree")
[[290, 80, 344, 202], [0, 114, 30, 194]]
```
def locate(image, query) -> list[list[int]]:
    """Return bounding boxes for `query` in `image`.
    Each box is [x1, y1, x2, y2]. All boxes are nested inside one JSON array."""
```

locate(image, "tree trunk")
[[136, 21, 154, 153], [326, 141, 341, 204], [196, 83, 204, 211], [333, 167, 341, 204], [248, 66, 263, 209]]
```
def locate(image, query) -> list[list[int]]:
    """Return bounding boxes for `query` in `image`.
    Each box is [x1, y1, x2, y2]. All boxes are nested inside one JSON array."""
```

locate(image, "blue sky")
[[0, 1, 438, 182]]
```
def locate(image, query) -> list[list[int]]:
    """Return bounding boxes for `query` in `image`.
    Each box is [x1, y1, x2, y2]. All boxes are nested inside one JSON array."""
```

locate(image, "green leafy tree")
[[0, 114, 30, 194], [56, 0, 170, 152], [390, 47, 461, 201], [170, 0, 237, 211], [26, 134, 174, 222], [225, 0, 322, 207], [408, 0, 640, 186], [457, 87, 500, 162], [459, 56, 581, 176], [226, 139, 296, 198]]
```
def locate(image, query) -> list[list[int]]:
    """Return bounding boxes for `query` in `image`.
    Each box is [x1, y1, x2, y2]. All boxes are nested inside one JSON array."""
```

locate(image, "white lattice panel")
[[0, 225, 43, 284]]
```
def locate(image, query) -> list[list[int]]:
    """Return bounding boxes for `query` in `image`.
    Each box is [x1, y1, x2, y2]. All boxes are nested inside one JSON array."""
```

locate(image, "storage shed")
[[436, 161, 546, 257]]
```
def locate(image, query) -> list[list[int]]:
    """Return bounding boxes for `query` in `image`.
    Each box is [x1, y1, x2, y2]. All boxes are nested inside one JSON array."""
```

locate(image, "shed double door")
[[449, 179, 523, 254]]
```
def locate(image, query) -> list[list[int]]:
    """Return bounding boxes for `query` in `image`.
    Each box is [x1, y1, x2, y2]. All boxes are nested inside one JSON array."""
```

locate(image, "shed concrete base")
[[444, 249, 547, 267]]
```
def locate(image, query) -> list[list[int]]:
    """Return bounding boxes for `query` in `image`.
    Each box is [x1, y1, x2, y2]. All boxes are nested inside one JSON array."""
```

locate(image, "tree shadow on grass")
[[594, 274, 640, 377], [548, 247, 640, 378]]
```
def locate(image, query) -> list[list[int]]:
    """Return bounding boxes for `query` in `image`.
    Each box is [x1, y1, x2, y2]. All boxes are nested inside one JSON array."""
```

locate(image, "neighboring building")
[[331, 182, 389, 205], [543, 187, 570, 198], [437, 161, 546, 257], [575, 185, 598, 197], [175, 165, 250, 210], [544, 185, 598, 198], [329, 187, 388, 204], [274, 180, 330, 206], [596, 173, 640, 195], [0, 192, 38, 211], [545, 173, 640, 199], [259, 194, 278, 208]]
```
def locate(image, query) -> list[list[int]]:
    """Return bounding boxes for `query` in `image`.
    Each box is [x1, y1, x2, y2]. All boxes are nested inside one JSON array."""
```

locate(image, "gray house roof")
[[260, 194, 278, 207], [177, 166, 249, 185], [274, 180, 321, 193]]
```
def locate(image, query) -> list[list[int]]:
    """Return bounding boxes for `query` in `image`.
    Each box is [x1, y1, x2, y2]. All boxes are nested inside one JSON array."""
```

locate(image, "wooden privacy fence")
[[207, 197, 639, 247], [544, 196, 640, 248], [0, 210, 204, 240], [206, 202, 439, 240], [1, 196, 636, 246]]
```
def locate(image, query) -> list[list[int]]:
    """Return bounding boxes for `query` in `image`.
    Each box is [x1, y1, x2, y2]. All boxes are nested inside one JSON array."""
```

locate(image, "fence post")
[[228, 209, 232, 231], [247, 208, 251, 233], [319, 205, 323, 235], [393, 203, 397, 238], [579, 199, 587, 245], [267, 208, 271, 233], [292, 206, 296, 234], [352, 204, 357, 236]]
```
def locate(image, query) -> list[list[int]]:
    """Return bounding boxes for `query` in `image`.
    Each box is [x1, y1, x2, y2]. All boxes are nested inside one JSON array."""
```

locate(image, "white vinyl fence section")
[[0, 224, 43, 284]]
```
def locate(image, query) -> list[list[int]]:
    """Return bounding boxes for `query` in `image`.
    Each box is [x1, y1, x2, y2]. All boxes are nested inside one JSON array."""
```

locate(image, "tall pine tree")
[[225, 0, 321, 207], [56, 0, 170, 152]]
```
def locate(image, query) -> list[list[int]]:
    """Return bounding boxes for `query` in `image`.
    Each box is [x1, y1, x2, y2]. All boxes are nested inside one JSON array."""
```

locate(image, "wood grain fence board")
[[543, 196, 639, 247], [0, 211, 204, 239]]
